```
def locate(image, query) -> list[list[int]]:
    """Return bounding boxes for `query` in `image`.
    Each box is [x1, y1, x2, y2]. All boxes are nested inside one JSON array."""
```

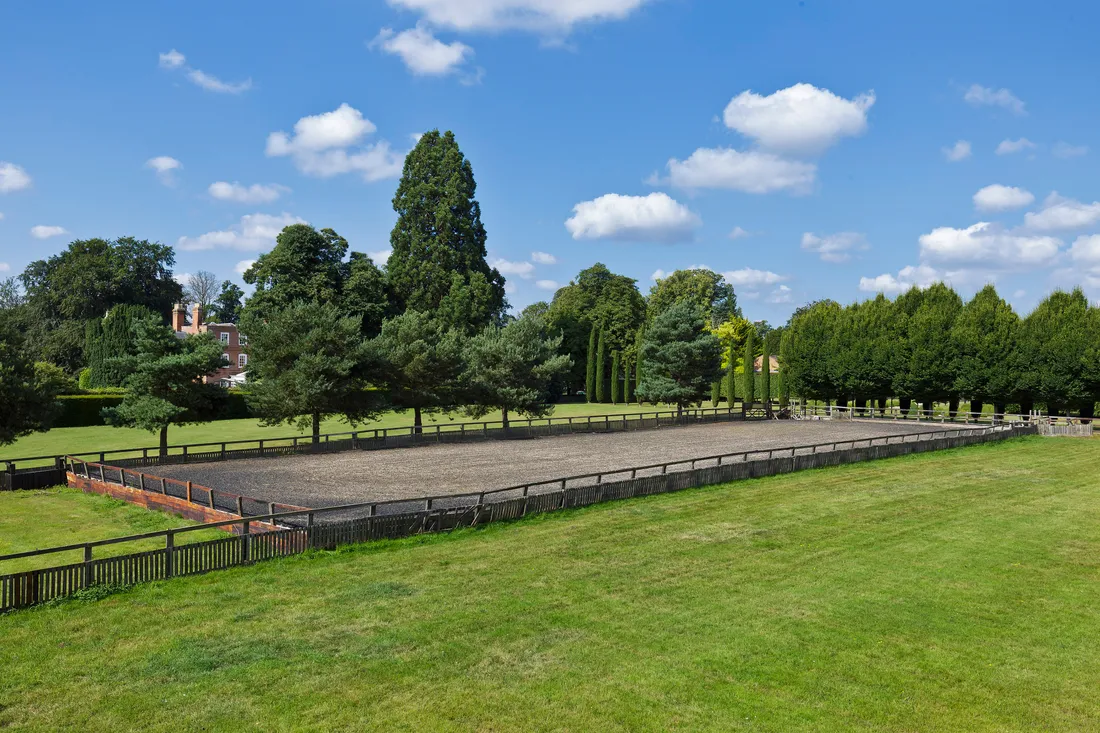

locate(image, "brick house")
[[172, 303, 248, 386]]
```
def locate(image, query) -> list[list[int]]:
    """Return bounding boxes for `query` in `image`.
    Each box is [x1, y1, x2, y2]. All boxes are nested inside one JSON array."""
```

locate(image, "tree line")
[[780, 284, 1100, 417]]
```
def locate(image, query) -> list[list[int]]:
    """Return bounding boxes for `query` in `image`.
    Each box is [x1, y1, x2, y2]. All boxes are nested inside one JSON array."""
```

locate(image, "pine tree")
[[743, 328, 756, 404], [595, 330, 608, 403], [586, 324, 597, 402], [611, 351, 621, 403], [636, 301, 722, 416]]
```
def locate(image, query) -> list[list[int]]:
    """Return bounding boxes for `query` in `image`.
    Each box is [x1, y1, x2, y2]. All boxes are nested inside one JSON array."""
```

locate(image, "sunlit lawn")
[[2, 436, 1098, 731]]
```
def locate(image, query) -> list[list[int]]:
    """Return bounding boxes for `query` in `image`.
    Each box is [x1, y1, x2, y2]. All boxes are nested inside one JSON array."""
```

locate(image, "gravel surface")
[[154, 420, 958, 510]]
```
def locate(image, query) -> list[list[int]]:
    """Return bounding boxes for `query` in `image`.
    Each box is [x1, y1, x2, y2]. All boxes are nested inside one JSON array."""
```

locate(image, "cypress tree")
[[585, 324, 597, 402], [743, 329, 756, 404], [761, 350, 772, 404], [611, 351, 621, 404], [595, 330, 608, 403], [710, 380, 721, 407], [634, 327, 645, 403], [624, 359, 633, 403], [725, 342, 736, 406]]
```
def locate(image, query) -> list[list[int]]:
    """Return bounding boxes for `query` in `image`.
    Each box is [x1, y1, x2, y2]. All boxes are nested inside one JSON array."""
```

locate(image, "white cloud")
[[30, 225, 68, 240], [800, 231, 867, 263], [664, 148, 815, 194], [728, 226, 751, 240], [943, 140, 972, 161], [158, 49, 186, 69], [995, 138, 1035, 155], [178, 213, 306, 252], [1023, 193, 1100, 232], [0, 262, 9, 272], [266, 104, 404, 182], [766, 285, 793, 304], [565, 192, 700, 243], [1070, 235, 1100, 270], [651, 269, 668, 281], [145, 156, 182, 185], [368, 248, 392, 264], [1053, 142, 1088, 159], [919, 221, 1060, 268], [372, 25, 473, 76], [234, 260, 256, 275], [721, 83, 875, 154], [0, 212, 4, 220], [973, 184, 1034, 212], [0, 162, 32, 193], [159, 50, 251, 94], [964, 84, 1025, 115], [385, 0, 652, 32], [530, 251, 557, 264], [208, 181, 287, 204], [490, 258, 535, 279], [859, 264, 942, 293], [186, 69, 252, 94], [536, 279, 560, 291], [721, 268, 787, 287]]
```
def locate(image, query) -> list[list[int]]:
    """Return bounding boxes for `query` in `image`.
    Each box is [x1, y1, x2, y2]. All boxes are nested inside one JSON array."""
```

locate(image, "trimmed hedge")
[[53, 391, 255, 428]]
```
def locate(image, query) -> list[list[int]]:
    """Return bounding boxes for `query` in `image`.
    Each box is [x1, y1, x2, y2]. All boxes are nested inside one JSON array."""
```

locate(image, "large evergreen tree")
[[387, 130, 506, 332], [84, 304, 157, 388], [585, 324, 597, 402], [637, 301, 722, 416], [102, 316, 226, 456], [781, 300, 841, 403], [1017, 289, 1096, 416], [212, 281, 245, 324], [611, 351, 621, 404], [595, 330, 608, 403], [952, 285, 1019, 415], [375, 310, 466, 431], [462, 313, 573, 430], [742, 328, 756, 404], [243, 302, 383, 445]]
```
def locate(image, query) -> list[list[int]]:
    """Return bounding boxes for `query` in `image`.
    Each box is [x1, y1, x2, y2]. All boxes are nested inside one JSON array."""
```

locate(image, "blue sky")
[[2, 0, 1099, 324]]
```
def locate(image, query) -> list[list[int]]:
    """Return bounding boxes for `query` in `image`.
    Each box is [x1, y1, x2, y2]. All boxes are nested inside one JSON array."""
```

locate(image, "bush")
[[54, 395, 126, 427], [78, 368, 93, 391]]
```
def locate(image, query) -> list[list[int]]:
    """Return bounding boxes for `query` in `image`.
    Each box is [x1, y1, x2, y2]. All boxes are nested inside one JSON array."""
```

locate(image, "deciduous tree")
[[647, 269, 740, 328], [0, 322, 61, 445]]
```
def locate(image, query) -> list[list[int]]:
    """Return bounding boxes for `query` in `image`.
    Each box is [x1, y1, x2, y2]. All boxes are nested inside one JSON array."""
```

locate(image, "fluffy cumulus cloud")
[[973, 184, 1034, 212], [158, 50, 251, 94], [0, 162, 32, 193], [208, 181, 287, 204], [30, 225, 68, 240], [372, 25, 473, 76], [720, 268, 787, 287], [234, 260, 256, 275], [1070, 235, 1100, 270], [722, 83, 875, 154], [145, 156, 182, 185], [766, 284, 793, 304], [490, 258, 535, 279], [368, 248, 392, 264], [663, 148, 815, 194], [943, 140, 972, 162], [530, 251, 557, 264], [266, 104, 404, 182], [1023, 193, 1100, 232], [964, 84, 1026, 115], [565, 193, 700, 243], [177, 213, 306, 252], [996, 138, 1035, 155], [800, 231, 867, 263], [0, 262, 10, 272], [1053, 142, 1088, 159], [919, 222, 1060, 268], [859, 264, 941, 294], [728, 226, 751, 240], [385, 0, 652, 32], [536, 279, 559, 291]]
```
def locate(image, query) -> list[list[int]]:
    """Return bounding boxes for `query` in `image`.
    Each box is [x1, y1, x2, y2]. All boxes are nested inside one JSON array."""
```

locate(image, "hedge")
[[53, 391, 254, 428]]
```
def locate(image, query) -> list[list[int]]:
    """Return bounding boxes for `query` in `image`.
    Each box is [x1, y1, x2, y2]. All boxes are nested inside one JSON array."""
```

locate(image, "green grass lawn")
[[2, 436, 1098, 731], [0, 488, 220, 573], [0, 401, 681, 466]]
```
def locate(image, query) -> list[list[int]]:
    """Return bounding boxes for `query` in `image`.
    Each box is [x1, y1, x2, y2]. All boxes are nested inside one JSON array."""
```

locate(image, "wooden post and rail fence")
[[0, 423, 1035, 612]]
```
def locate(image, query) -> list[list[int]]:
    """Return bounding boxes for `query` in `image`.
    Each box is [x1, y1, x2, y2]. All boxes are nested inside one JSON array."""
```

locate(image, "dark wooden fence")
[[0, 423, 1034, 612], [1, 406, 748, 485]]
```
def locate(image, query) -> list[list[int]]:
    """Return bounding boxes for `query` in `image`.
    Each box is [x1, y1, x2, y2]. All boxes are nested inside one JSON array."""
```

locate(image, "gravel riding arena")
[[154, 420, 955, 511]]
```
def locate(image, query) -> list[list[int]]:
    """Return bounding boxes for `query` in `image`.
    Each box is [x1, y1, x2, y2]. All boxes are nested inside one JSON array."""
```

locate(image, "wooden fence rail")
[[0, 423, 1034, 612]]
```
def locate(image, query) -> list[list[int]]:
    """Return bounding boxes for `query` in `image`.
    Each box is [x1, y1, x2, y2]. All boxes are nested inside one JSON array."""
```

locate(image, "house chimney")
[[172, 303, 187, 332], [192, 303, 204, 329]]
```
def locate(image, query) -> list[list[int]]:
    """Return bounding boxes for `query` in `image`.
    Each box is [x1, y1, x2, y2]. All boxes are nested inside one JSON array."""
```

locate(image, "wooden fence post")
[[241, 521, 251, 563], [164, 533, 174, 579], [83, 545, 93, 589], [185, 481, 192, 501]]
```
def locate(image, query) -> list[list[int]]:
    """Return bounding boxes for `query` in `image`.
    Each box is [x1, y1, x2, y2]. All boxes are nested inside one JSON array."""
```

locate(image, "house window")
[[219, 332, 230, 344], [238, 353, 248, 368], [222, 352, 231, 366], [237, 333, 247, 346]]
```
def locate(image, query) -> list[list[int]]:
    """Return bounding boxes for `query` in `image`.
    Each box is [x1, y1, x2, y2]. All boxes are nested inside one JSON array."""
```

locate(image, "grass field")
[[0, 401, 678, 465], [0, 488, 217, 573], [2, 436, 1098, 731]]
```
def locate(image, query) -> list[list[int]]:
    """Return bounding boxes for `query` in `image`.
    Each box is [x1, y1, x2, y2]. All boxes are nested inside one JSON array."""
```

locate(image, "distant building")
[[753, 355, 780, 374], [172, 303, 248, 387]]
